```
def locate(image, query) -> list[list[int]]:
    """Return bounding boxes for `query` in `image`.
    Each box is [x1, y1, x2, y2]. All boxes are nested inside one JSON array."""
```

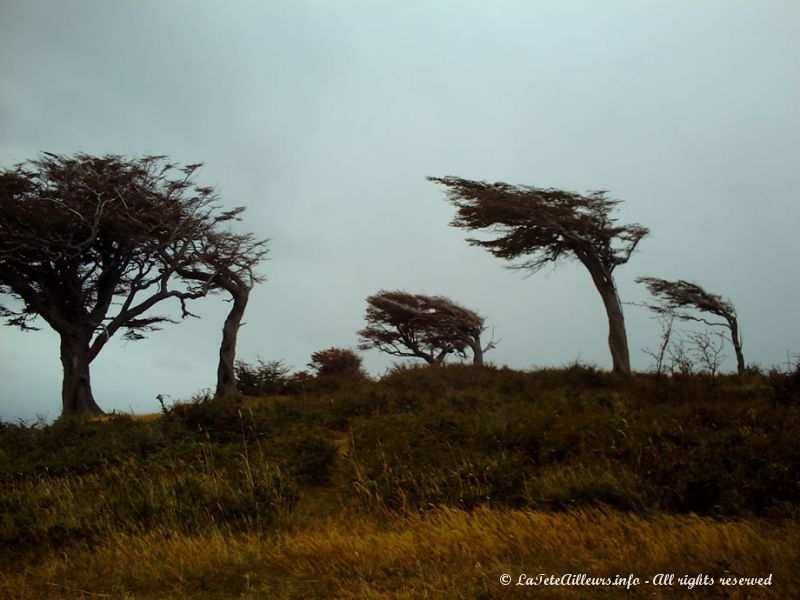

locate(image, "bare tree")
[[637, 277, 745, 374], [0, 153, 252, 416], [429, 177, 648, 374], [642, 310, 676, 374], [358, 290, 495, 366], [688, 330, 727, 376], [667, 334, 694, 376], [178, 225, 268, 400]]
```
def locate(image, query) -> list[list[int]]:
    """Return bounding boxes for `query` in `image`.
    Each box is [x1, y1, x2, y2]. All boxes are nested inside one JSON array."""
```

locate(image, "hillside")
[[1, 364, 798, 598]]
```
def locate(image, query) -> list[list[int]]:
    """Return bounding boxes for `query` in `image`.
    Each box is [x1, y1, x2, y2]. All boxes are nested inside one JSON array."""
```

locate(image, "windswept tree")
[[429, 176, 648, 375], [429, 295, 498, 367], [358, 290, 495, 366], [178, 224, 268, 400], [0, 153, 257, 416], [637, 277, 745, 374]]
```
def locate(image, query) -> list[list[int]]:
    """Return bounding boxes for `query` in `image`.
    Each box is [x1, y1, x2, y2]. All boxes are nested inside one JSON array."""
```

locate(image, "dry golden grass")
[[87, 413, 161, 423], [2, 506, 795, 599], [5, 370, 799, 599]]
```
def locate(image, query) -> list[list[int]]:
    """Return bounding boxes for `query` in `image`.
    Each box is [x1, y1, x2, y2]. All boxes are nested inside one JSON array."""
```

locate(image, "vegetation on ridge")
[[1, 364, 798, 597]]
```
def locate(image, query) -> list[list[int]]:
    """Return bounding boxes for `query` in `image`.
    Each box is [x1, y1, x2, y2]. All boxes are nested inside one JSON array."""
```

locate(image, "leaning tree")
[[637, 277, 745, 374], [429, 177, 648, 375], [358, 290, 495, 366], [178, 223, 268, 400], [0, 152, 264, 416]]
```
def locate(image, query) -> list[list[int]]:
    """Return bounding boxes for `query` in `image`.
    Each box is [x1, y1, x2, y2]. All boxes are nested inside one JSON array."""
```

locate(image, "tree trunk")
[[431, 350, 447, 365], [728, 318, 746, 375], [582, 259, 631, 375], [599, 284, 631, 375], [215, 287, 249, 400], [60, 329, 104, 417], [470, 340, 484, 367]]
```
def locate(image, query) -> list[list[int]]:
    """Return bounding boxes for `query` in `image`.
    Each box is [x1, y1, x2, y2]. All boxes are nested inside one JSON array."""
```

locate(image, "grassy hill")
[[1, 364, 798, 598]]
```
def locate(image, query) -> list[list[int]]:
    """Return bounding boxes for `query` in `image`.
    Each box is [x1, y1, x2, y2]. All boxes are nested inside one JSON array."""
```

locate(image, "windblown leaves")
[[358, 290, 487, 365], [428, 176, 648, 273]]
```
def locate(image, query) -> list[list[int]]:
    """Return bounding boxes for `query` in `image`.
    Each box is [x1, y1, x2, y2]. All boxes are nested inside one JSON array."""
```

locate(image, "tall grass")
[[1, 365, 798, 598], [345, 368, 800, 516], [1, 506, 795, 598], [1, 459, 297, 550]]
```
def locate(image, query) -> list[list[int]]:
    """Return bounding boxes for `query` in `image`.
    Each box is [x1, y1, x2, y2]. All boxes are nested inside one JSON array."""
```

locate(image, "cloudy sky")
[[1, 0, 798, 420]]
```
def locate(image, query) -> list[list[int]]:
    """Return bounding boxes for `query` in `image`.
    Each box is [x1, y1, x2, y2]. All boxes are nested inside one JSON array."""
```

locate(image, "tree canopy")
[[358, 290, 493, 366], [0, 153, 263, 415], [178, 222, 268, 400], [637, 276, 745, 374], [429, 176, 648, 374]]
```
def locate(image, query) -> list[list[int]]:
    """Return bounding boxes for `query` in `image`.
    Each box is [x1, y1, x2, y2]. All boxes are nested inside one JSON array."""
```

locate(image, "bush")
[[0, 415, 189, 478], [0, 456, 299, 552], [344, 366, 800, 516], [308, 347, 364, 378], [269, 426, 338, 485], [235, 358, 294, 396], [768, 356, 800, 404], [3, 363, 799, 562]]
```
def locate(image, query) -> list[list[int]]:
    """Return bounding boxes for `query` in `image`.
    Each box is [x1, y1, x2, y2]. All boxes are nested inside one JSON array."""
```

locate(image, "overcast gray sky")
[[1, 0, 798, 421]]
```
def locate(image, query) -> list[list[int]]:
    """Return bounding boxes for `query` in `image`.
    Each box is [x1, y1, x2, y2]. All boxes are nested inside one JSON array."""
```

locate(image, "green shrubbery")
[[0, 458, 298, 551], [0, 415, 187, 477], [1, 364, 799, 561], [343, 366, 800, 516]]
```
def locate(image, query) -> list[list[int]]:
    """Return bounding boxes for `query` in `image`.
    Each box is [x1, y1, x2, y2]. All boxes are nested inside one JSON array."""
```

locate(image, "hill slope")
[[1, 364, 798, 598]]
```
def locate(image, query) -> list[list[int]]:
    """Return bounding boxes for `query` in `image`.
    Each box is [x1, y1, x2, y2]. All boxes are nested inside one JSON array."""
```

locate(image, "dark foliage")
[[430, 176, 648, 374], [0, 153, 265, 415], [358, 290, 492, 366], [2, 366, 798, 559], [638, 276, 746, 374], [308, 347, 364, 377], [235, 358, 294, 396]]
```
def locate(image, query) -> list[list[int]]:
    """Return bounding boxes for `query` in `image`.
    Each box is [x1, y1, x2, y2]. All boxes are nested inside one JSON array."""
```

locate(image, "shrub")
[[308, 348, 364, 377], [269, 426, 338, 485], [768, 356, 800, 404], [0, 458, 298, 551], [235, 358, 293, 396]]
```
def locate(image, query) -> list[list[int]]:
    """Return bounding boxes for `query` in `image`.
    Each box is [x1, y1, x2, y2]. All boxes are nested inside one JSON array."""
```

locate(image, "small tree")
[[308, 348, 364, 377], [0, 153, 252, 416], [178, 226, 268, 400], [430, 177, 648, 375], [641, 310, 676, 374], [637, 277, 745, 374], [667, 334, 694, 376], [688, 330, 727, 376], [358, 290, 494, 366]]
